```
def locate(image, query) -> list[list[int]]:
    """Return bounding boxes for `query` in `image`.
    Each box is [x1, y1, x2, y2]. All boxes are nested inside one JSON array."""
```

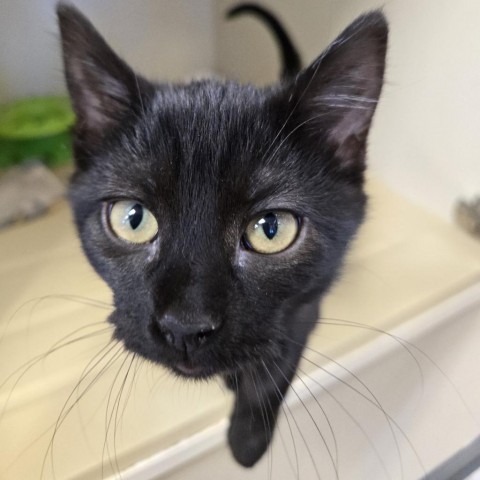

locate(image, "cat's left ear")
[[57, 4, 152, 148], [275, 11, 388, 182]]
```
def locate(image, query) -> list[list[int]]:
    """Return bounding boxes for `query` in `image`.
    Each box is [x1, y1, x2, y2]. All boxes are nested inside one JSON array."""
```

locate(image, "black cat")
[[57, 3, 387, 467]]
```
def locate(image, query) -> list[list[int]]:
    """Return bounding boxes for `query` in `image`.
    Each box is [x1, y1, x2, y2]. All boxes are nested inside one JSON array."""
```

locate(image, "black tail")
[[227, 3, 301, 79]]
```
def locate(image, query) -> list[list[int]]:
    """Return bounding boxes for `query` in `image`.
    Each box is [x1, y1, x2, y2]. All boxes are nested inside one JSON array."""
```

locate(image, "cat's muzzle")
[[157, 312, 218, 354]]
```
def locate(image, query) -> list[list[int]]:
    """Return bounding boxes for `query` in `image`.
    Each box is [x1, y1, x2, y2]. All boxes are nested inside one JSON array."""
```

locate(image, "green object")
[[0, 96, 75, 168]]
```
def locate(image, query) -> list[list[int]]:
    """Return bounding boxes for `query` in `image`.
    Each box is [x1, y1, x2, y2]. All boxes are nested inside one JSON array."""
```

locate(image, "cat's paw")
[[227, 414, 272, 467]]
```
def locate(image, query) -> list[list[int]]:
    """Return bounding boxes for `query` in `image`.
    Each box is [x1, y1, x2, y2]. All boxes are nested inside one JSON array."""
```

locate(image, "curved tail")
[[227, 3, 302, 79]]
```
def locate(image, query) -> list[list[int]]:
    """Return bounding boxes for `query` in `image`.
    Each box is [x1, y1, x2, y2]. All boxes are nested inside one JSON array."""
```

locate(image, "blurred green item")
[[0, 96, 75, 168]]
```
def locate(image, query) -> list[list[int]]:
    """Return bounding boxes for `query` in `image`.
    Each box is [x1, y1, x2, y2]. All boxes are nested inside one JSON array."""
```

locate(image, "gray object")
[[427, 435, 480, 480], [0, 161, 66, 228], [455, 197, 480, 239]]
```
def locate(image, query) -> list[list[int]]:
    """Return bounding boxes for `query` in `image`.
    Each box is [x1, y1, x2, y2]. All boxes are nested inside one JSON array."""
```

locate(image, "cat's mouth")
[[171, 358, 224, 379], [174, 360, 207, 378]]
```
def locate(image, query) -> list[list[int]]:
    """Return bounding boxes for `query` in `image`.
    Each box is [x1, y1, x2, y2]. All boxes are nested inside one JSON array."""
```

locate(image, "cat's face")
[[59, 6, 387, 379]]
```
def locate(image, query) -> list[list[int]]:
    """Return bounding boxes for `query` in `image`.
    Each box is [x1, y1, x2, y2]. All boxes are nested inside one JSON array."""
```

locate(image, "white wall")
[[215, 0, 335, 85], [0, 0, 216, 102], [216, 0, 480, 223]]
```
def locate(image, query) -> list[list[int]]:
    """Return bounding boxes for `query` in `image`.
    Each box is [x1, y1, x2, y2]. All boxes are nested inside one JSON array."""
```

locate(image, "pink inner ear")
[[68, 53, 134, 140], [321, 93, 378, 173], [83, 90, 111, 133], [70, 62, 104, 130], [326, 96, 378, 145], [59, 3, 139, 141], [285, 12, 387, 169]]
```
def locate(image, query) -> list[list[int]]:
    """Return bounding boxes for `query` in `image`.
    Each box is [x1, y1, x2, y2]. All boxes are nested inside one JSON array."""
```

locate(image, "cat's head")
[[58, 5, 387, 379]]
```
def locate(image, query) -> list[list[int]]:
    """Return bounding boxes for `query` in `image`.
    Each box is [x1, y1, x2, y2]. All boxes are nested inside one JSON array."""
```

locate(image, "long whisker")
[[0, 294, 112, 352], [41, 341, 124, 479], [296, 365, 392, 480], [279, 331, 410, 478], [291, 368, 339, 474], [248, 369, 271, 468], [1, 335, 114, 477], [266, 359, 321, 480], [103, 351, 134, 478], [272, 358, 337, 480], [118, 354, 141, 426], [260, 360, 300, 480], [314, 316, 425, 390], [45, 342, 122, 479], [318, 317, 480, 428], [302, 346, 406, 477], [0, 323, 111, 426], [299, 346, 429, 479], [250, 367, 273, 478]]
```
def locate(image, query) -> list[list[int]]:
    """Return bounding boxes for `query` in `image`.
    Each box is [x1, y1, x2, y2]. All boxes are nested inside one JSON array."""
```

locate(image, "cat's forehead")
[[149, 80, 269, 141], [119, 82, 292, 193], [152, 80, 264, 111], [88, 80, 315, 218]]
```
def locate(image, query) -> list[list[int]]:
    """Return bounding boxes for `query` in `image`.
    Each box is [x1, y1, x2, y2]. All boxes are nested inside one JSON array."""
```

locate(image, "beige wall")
[[215, 0, 335, 84], [216, 0, 480, 222]]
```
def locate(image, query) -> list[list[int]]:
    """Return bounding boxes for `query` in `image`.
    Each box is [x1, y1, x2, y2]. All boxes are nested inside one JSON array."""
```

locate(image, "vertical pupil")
[[128, 204, 143, 230], [262, 213, 278, 239]]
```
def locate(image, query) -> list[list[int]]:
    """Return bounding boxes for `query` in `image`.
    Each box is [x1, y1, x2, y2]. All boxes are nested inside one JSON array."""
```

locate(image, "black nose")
[[159, 313, 217, 353]]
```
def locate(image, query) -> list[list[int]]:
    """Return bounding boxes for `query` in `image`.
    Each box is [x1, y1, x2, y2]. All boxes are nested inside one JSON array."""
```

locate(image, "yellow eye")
[[244, 211, 298, 254], [108, 200, 158, 244]]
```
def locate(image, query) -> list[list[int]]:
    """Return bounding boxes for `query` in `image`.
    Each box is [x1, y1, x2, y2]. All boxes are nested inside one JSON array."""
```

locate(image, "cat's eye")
[[108, 200, 158, 244], [243, 211, 299, 254]]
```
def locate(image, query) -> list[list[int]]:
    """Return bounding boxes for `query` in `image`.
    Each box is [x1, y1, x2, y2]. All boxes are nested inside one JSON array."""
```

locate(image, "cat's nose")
[[158, 313, 217, 353]]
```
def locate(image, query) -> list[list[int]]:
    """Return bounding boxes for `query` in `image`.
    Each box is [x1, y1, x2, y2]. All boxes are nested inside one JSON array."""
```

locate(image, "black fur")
[[58, 3, 387, 467]]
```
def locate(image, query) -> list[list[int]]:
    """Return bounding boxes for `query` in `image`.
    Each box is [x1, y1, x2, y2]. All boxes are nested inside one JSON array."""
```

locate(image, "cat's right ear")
[[57, 4, 151, 149], [273, 11, 388, 184]]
